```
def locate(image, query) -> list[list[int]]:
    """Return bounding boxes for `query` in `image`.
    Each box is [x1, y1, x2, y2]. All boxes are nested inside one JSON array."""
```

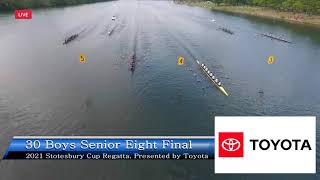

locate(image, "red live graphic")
[[15, 10, 32, 19], [219, 132, 244, 157]]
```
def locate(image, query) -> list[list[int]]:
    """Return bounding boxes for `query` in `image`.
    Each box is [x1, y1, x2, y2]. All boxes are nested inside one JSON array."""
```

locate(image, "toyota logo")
[[222, 138, 241, 151]]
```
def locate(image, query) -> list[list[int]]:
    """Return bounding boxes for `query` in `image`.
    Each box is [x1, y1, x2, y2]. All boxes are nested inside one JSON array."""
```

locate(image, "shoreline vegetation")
[[0, 0, 111, 11], [175, 1, 320, 28]]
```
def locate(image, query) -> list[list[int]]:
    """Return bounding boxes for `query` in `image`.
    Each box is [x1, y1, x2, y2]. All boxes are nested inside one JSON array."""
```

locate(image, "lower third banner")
[[3, 136, 214, 160]]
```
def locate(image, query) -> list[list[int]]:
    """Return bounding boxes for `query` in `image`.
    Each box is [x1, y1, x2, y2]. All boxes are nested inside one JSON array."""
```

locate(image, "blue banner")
[[3, 136, 215, 160]]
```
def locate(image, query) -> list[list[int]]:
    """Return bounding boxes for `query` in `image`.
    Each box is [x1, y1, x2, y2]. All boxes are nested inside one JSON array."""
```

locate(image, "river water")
[[0, 0, 320, 179]]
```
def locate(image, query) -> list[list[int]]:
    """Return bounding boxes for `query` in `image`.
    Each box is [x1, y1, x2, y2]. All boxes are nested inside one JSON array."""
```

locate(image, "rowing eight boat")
[[196, 60, 229, 96]]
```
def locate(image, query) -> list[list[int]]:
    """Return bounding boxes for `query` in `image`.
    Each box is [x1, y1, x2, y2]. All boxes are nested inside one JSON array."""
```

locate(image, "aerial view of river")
[[0, 0, 319, 179]]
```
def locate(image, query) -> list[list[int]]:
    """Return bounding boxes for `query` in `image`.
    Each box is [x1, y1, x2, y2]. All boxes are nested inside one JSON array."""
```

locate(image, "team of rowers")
[[130, 54, 136, 71], [63, 34, 79, 45], [200, 63, 222, 86], [260, 33, 292, 43], [218, 27, 234, 35]]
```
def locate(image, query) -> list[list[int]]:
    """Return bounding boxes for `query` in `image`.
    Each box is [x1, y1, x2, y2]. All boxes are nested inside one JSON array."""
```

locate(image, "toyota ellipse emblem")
[[222, 138, 241, 151]]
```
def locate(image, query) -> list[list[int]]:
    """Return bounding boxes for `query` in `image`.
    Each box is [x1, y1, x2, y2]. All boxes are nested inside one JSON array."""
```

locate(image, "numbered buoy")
[[177, 56, 184, 65], [268, 56, 274, 65], [80, 53, 86, 63]]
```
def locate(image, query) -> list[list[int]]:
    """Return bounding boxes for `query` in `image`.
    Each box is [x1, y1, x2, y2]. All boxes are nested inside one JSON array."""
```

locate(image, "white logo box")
[[215, 116, 316, 174]]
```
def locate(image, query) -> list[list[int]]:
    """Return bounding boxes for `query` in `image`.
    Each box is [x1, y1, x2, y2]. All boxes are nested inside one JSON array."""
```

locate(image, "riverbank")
[[177, 1, 320, 28]]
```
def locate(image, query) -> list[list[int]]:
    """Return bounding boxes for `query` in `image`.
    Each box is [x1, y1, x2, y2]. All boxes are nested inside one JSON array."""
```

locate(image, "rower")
[[209, 73, 213, 77], [218, 82, 222, 86], [201, 64, 204, 67], [208, 70, 211, 74], [215, 79, 219, 83], [212, 75, 215, 79]]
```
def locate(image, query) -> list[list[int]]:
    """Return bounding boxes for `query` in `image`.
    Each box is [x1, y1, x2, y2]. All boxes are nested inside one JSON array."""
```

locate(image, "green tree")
[[292, 1, 304, 12]]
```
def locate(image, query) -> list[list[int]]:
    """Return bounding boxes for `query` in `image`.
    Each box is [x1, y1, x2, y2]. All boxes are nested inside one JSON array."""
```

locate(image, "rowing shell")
[[196, 60, 229, 96]]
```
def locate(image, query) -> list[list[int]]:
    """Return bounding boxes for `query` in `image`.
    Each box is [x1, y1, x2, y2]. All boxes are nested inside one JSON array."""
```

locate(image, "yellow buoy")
[[80, 53, 86, 63], [268, 56, 274, 65], [177, 56, 184, 65]]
